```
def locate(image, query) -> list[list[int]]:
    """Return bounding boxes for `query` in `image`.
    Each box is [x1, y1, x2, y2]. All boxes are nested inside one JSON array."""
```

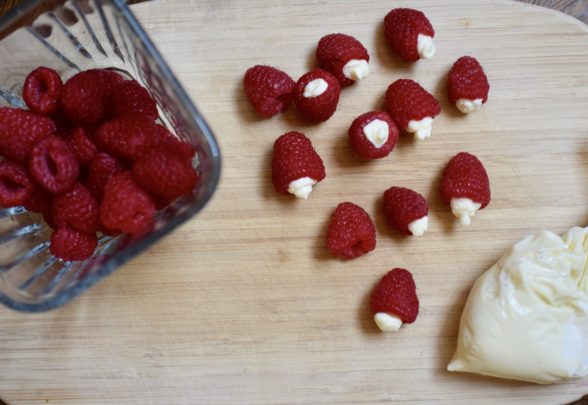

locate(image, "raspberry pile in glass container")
[[0, 67, 198, 261]]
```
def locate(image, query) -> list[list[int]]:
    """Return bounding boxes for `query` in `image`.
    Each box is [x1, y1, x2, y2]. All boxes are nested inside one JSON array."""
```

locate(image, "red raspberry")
[[23, 181, 52, 214], [0, 160, 34, 207], [52, 183, 100, 234], [316, 33, 370, 87], [271, 131, 326, 198], [384, 8, 435, 62], [60, 70, 107, 126], [89, 69, 125, 96], [383, 186, 429, 236], [348, 111, 398, 159], [85, 152, 122, 199], [29, 136, 79, 194], [385, 79, 440, 139], [294, 69, 341, 122], [243, 65, 295, 118], [132, 148, 198, 205], [109, 80, 158, 120], [440, 152, 491, 225], [370, 268, 419, 329], [65, 127, 97, 166], [100, 172, 155, 235], [94, 115, 156, 161], [23, 66, 62, 115], [0, 107, 56, 163], [326, 202, 376, 259], [448, 56, 490, 113], [152, 124, 195, 160], [50, 225, 97, 261]]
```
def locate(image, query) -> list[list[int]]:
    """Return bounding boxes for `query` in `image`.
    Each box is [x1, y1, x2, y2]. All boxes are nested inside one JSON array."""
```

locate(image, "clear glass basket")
[[0, 0, 221, 312]]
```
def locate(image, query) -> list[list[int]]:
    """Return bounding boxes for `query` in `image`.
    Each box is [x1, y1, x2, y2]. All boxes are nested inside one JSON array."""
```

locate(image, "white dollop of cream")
[[303, 79, 328, 98], [342, 59, 369, 81], [417, 34, 436, 60], [406, 117, 433, 140], [362, 119, 389, 148], [287, 177, 317, 199], [450, 198, 482, 225], [408, 215, 428, 237], [448, 226, 588, 384], [456, 98, 484, 114], [374, 312, 403, 332]]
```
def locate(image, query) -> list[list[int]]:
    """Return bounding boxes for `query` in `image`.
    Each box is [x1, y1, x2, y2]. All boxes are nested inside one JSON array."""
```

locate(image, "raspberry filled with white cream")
[[384, 8, 436, 62], [448, 56, 490, 114], [385, 79, 441, 140], [294, 69, 341, 122], [348, 111, 398, 159], [383, 186, 429, 237], [370, 268, 419, 332], [440, 152, 491, 225], [316, 33, 370, 87], [271, 131, 325, 199]]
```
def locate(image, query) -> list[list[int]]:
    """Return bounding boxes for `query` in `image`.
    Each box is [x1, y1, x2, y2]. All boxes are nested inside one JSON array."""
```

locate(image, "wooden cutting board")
[[2, 0, 588, 403]]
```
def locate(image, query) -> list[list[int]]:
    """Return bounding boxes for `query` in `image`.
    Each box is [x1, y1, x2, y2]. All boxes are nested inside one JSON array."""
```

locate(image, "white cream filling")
[[456, 98, 484, 114], [362, 119, 389, 148], [406, 116, 433, 140], [408, 215, 428, 236], [447, 227, 588, 384], [287, 177, 317, 199], [417, 34, 436, 60], [374, 312, 403, 332], [303, 79, 328, 98], [450, 198, 482, 225], [342, 59, 369, 81]]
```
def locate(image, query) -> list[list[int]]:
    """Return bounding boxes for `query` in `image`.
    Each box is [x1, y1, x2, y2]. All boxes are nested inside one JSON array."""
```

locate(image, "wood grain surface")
[[2, 0, 588, 404], [0, 0, 585, 22]]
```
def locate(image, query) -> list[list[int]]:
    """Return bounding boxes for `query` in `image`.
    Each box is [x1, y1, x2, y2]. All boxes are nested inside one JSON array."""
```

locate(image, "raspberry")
[[109, 80, 158, 120], [448, 56, 490, 114], [0, 160, 34, 207], [94, 115, 156, 161], [59, 70, 107, 126], [440, 152, 491, 225], [132, 148, 198, 204], [23, 181, 51, 214], [383, 186, 429, 236], [152, 124, 195, 160], [29, 136, 79, 193], [89, 69, 125, 96], [348, 111, 398, 159], [23, 66, 62, 115], [100, 172, 155, 235], [85, 152, 122, 199], [52, 183, 100, 234], [50, 225, 97, 261], [370, 268, 419, 330], [65, 127, 97, 166], [271, 131, 326, 199], [326, 202, 376, 259], [385, 79, 440, 140], [0, 107, 56, 163], [384, 8, 435, 62], [294, 69, 341, 122], [316, 33, 370, 87], [243, 65, 295, 118]]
